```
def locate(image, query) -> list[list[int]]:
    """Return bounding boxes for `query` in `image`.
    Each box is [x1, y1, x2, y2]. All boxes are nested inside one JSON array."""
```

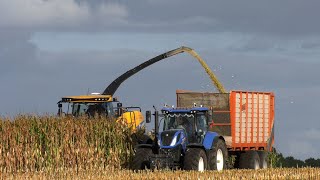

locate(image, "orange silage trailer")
[[176, 90, 275, 168]]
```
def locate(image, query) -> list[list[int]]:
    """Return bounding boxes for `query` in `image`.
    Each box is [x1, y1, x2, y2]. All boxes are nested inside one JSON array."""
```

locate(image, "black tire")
[[184, 148, 208, 171], [131, 133, 153, 146], [131, 148, 153, 170], [239, 151, 260, 169], [258, 151, 269, 169], [208, 139, 228, 171]]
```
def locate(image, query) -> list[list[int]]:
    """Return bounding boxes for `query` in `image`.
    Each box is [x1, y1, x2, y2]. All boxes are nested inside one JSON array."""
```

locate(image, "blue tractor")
[[131, 106, 228, 171]]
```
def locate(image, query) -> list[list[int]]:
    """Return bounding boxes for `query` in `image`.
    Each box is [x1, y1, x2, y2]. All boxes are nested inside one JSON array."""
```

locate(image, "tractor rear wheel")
[[208, 139, 228, 171], [183, 148, 208, 172], [258, 151, 268, 169], [131, 148, 153, 170], [239, 151, 260, 169]]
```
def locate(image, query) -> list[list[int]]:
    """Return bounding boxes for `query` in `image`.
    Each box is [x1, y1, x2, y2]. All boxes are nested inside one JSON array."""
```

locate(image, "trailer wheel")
[[131, 148, 152, 170], [184, 148, 208, 172], [239, 151, 260, 169], [258, 151, 268, 169], [208, 139, 228, 171]]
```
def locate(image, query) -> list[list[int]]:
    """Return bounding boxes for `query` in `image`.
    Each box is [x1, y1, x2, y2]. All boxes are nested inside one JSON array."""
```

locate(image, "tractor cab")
[[161, 107, 209, 144]]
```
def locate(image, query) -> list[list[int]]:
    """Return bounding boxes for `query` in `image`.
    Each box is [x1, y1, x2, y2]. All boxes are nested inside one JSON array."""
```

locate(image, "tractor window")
[[163, 116, 177, 130], [163, 114, 195, 139], [196, 113, 208, 132]]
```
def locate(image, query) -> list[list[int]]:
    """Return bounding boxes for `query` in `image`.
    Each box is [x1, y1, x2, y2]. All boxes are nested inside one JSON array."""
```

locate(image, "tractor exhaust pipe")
[[145, 110, 160, 154], [154, 111, 159, 137], [154, 110, 159, 154]]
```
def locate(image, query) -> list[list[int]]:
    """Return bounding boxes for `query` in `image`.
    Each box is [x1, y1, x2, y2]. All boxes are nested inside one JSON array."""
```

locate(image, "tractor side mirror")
[[146, 110, 151, 123]]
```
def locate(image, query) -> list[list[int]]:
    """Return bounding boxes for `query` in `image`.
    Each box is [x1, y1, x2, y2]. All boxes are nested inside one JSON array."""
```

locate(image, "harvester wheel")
[[258, 151, 269, 169], [208, 138, 228, 171], [239, 151, 260, 169], [183, 148, 208, 172], [131, 148, 152, 171]]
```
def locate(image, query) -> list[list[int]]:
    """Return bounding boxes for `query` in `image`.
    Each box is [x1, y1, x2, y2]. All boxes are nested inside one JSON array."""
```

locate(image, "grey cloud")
[[0, 0, 127, 30], [284, 139, 318, 159], [301, 42, 320, 50], [202, 50, 320, 90], [0, 30, 37, 77], [122, 0, 320, 35], [2, 0, 320, 35], [228, 36, 284, 52], [304, 128, 320, 141]]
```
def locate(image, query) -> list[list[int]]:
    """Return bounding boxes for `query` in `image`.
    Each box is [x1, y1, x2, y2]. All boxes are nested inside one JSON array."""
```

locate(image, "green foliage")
[[227, 155, 236, 168], [305, 158, 320, 167], [270, 148, 320, 168], [268, 148, 281, 168]]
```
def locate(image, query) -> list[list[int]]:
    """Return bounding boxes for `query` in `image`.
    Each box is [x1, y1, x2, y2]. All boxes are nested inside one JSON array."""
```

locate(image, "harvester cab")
[[57, 94, 144, 131], [57, 94, 115, 117], [132, 105, 228, 171]]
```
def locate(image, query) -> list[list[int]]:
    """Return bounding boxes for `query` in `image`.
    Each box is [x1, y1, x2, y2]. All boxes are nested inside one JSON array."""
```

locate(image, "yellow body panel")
[[62, 95, 112, 103], [118, 111, 144, 131]]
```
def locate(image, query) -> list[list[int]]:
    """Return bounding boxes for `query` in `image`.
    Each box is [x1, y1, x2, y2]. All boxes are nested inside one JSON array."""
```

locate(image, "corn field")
[[0, 115, 134, 173], [1, 168, 320, 179]]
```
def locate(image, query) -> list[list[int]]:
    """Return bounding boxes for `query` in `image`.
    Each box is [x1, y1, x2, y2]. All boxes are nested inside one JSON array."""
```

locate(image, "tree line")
[[269, 148, 320, 168]]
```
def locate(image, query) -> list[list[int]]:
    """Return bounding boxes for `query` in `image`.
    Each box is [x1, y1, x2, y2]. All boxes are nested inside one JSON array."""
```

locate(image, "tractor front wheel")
[[131, 148, 153, 171], [208, 138, 228, 171], [183, 148, 208, 172]]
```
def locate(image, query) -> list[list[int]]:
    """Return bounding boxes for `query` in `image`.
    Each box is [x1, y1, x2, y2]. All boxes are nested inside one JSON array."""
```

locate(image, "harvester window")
[[103, 102, 114, 117], [72, 103, 88, 116], [70, 103, 110, 117], [86, 103, 106, 117]]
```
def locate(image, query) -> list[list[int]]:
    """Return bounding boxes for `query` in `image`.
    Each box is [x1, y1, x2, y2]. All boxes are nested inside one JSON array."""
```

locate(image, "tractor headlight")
[[170, 136, 177, 146]]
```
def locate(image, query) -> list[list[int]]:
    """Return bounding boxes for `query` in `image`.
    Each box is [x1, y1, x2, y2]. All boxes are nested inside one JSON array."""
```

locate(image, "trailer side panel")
[[230, 91, 275, 151]]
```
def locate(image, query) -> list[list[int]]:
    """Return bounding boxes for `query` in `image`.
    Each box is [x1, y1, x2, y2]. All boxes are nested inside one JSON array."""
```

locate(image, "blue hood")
[[159, 129, 187, 149]]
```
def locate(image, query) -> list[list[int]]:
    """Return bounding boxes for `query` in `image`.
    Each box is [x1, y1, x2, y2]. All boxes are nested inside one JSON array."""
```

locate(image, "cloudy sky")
[[1, 0, 320, 160]]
